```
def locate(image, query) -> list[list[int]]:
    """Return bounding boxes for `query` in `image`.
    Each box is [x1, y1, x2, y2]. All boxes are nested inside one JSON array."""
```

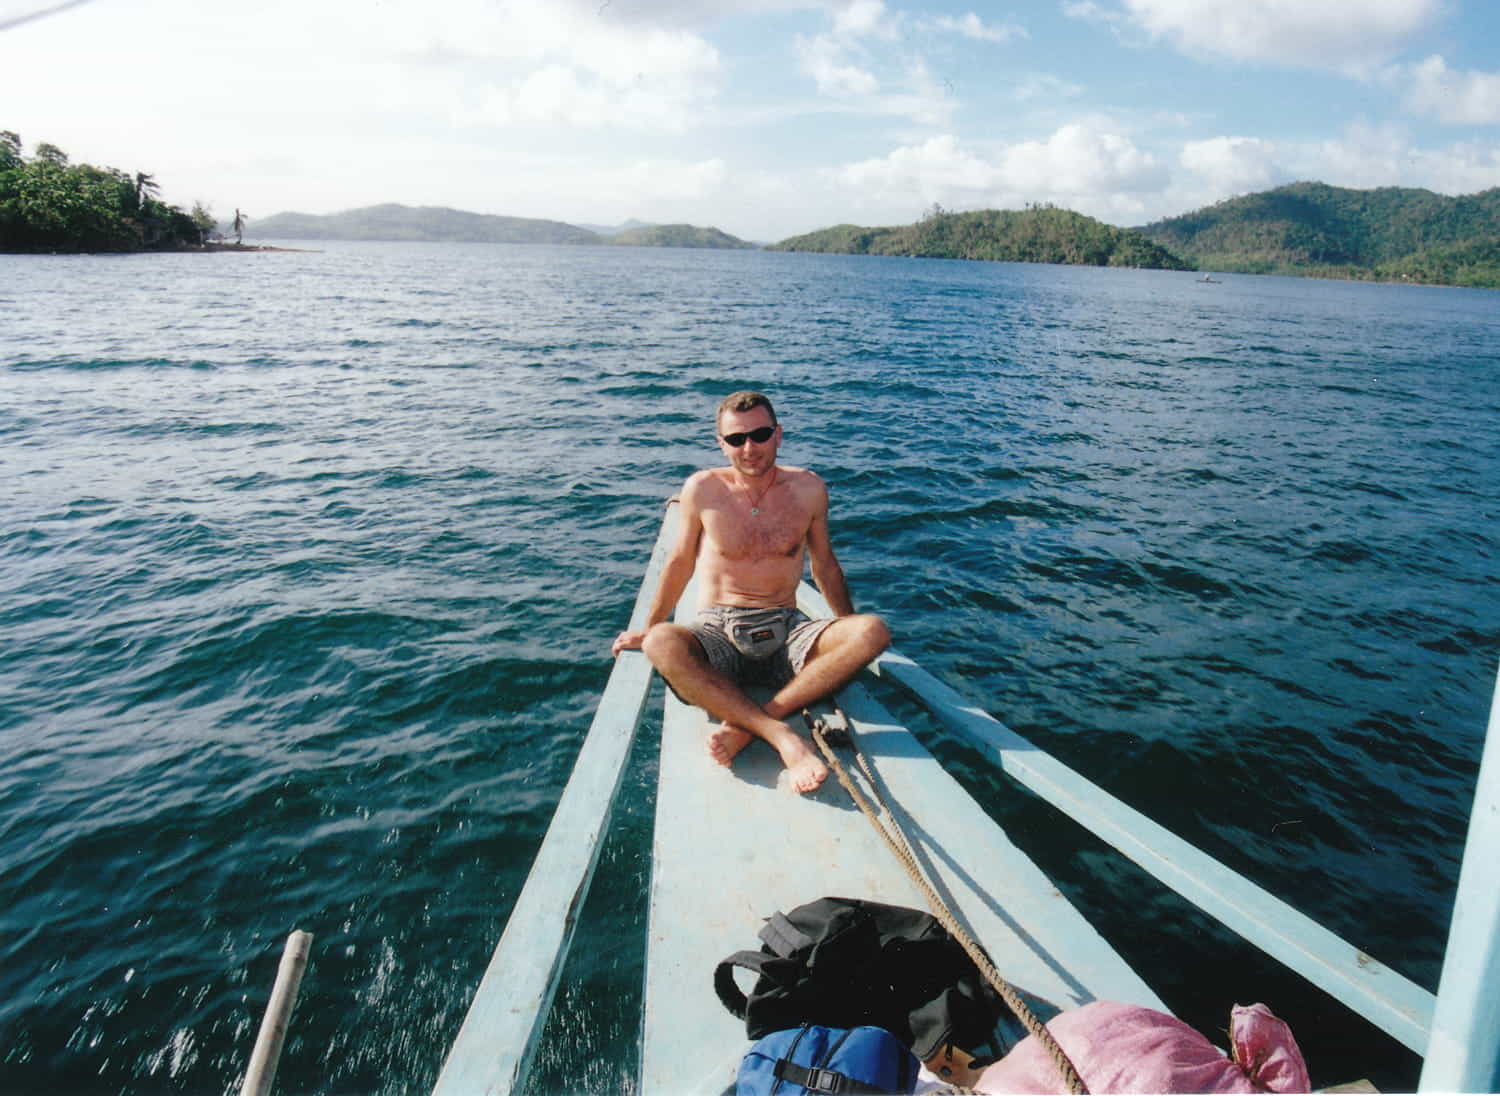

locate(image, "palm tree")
[[232, 208, 247, 244], [133, 171, 159, 209]]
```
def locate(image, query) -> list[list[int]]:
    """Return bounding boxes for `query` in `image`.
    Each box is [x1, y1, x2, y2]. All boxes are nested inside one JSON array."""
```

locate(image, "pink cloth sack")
[[975, 1001, 1311, 1093]]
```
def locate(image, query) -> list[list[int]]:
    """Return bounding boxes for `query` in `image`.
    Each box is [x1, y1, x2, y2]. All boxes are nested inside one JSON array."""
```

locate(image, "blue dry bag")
[[736, 1024, 919, 1096]]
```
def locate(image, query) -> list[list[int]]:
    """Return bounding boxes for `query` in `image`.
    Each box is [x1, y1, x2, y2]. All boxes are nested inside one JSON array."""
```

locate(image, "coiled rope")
[[804, 709, 1088, 1096]]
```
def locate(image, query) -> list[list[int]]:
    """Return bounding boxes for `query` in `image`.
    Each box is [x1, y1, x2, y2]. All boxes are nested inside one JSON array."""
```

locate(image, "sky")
[[3, 0, 1500, 242]]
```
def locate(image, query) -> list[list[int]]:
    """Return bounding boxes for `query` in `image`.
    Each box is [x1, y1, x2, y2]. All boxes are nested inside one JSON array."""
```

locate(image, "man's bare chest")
[[701, 507, 806, 560]]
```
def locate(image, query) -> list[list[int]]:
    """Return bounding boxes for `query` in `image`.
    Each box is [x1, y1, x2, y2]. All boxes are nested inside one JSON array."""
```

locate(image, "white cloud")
[[393, 152, 733, 226], [1004, 124, 1166, 195], [832, 0, 896, 39], [1061, 0, 1113, 24], [1012, 73, 1086, 104], [792, 9, 963, 126], [605, 157, 730, 200], [1179, 136, 1284, 194], [796, 33, 880, 96], [792, 0, 902, 98], [1406, 141, 1500, 195], [1099, 0, 1443, 71], [534, 0, 812, 30], [833, 124, 1166, 219], [886, 58, 957, 127], [433, 2, 722, 131], [6, 0, 725, 140], [1398, 55, 1500, 125], [1304, 120, 1422, 186], [930, 12, 1027, 44], [1293, 120, 1500, 196], [477, 64, 715, 132], [835, 134, 994, 202]]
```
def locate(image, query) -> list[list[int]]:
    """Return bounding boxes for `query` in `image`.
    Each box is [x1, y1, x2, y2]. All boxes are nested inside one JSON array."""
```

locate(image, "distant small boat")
[[1198, 275, 1221, 283]]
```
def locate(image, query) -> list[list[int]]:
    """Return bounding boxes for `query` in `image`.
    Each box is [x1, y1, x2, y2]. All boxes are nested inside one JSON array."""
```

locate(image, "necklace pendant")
[[750, 506, 760, 516]]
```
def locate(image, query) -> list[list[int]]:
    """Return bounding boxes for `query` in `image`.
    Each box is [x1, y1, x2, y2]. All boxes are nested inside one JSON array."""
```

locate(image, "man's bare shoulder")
[[682, 467, 733, 500], [777, 465, 827, 500]]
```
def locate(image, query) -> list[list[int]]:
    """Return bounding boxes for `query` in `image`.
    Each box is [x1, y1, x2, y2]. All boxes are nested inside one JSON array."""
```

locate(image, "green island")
[[769, 205, 1190, 270], [1136, 182, 1500, 288], [0, 132, 233, 252], [605, 223, 756, 249]]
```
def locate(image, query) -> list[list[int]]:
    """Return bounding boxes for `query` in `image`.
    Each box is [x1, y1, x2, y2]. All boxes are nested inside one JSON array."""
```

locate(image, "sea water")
[[1, 242, 1496, 1094]]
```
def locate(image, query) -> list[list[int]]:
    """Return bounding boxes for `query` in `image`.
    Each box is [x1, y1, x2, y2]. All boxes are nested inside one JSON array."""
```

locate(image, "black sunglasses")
[[720, 425, 776, 447]]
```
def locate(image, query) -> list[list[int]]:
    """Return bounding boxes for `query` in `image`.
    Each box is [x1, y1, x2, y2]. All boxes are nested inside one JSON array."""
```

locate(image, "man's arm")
[[611, 482, 705, 656], [804, 477, 856, 617]]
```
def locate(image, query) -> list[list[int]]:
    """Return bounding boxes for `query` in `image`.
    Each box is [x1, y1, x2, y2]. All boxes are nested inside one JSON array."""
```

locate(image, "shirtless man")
[[611, 391, 890, 793]]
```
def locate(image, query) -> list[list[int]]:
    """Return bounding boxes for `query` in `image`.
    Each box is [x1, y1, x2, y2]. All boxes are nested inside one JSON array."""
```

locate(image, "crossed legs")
[[641, 613, 891, 794]]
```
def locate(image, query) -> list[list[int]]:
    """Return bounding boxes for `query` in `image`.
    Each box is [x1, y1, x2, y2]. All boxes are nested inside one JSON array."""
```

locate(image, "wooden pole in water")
[[241, 930, 313, 1096]]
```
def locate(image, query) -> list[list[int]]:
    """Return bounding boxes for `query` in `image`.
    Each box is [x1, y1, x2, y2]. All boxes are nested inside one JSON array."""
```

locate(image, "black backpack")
[[714, 896, 1006, 1062]]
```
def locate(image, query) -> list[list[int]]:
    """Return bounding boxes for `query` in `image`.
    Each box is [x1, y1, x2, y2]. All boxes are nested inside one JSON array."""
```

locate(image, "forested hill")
[[250, 204, 599, 244], [606, 223, 754, 248], [1136, 182, 1500, 287], [769, 207, 1190, 270]]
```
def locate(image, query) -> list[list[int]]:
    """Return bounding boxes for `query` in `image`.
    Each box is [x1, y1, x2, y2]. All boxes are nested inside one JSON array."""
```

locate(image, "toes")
[[707, 725, 752, 766], [789, 758, 828, 794]]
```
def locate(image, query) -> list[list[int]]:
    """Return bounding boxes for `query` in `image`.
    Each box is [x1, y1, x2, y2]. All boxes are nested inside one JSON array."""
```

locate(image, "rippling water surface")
[[1, 243, 1496, 1094]]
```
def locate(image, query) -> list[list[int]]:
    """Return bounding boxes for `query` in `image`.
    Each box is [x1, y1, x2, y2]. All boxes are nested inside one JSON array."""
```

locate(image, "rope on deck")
[[805, 710, 1088, 1096]]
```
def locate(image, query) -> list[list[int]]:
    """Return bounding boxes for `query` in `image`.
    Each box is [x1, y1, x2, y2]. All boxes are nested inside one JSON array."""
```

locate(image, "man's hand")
[[612, 629, 648, 658]]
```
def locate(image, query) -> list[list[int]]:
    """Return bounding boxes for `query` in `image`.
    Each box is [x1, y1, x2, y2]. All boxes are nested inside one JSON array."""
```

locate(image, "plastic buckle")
[[806, 1066, 843, 1092]]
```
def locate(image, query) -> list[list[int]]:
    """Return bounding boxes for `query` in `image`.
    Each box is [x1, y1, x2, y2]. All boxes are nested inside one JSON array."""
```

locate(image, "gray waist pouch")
[[727, 609, 790, 661]]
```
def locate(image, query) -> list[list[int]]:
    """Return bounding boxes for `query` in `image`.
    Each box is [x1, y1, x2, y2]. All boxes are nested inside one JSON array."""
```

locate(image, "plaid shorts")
[[690, 606, 835, 689]]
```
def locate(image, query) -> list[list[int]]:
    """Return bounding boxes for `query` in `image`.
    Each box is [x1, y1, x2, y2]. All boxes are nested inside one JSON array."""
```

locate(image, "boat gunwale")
[[430, 501, 680, 1096]]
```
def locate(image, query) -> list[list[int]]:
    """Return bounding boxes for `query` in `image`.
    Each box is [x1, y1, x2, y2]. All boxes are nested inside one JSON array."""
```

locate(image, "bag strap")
[[717, 908, 814, 1018], [714, 950, 772, 1018], [759, 910, 815, 957], [772, 1058, 890, 1095]]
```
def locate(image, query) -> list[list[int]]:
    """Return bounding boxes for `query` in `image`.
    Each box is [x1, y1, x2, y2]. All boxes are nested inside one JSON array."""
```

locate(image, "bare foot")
[[776, 736, 828, 794], [707, 721, 753, 767]]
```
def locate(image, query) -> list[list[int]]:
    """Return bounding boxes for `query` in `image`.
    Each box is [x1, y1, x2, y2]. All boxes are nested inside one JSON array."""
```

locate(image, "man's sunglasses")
[[720, 425, 776, 447]]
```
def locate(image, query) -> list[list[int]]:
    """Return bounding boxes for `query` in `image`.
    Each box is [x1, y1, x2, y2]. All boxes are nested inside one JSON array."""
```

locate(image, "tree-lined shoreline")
[[0, 133, 220, 253]]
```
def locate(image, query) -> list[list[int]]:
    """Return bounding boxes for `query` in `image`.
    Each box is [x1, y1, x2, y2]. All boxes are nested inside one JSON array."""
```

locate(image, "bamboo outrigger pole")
[[241, 930, 313, 1096]]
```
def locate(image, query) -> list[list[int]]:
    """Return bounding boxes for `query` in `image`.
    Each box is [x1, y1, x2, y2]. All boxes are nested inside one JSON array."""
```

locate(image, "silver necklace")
[[742, 467, 777, 515]]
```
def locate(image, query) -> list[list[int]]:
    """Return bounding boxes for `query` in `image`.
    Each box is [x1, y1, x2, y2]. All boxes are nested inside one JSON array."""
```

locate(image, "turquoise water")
[[1, 243, 1496, 1093]]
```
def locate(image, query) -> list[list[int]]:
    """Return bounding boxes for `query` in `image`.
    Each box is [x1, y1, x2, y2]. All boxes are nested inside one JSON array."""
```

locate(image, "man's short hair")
[[717, 390, 777, 426]]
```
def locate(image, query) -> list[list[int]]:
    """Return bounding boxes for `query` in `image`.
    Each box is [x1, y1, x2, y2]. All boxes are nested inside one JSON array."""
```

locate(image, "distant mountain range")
[[246, 185, 1500, 286], [248, 203, 595, 244], [248, 204, 756, 249], [577, 218, 654, 236]]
